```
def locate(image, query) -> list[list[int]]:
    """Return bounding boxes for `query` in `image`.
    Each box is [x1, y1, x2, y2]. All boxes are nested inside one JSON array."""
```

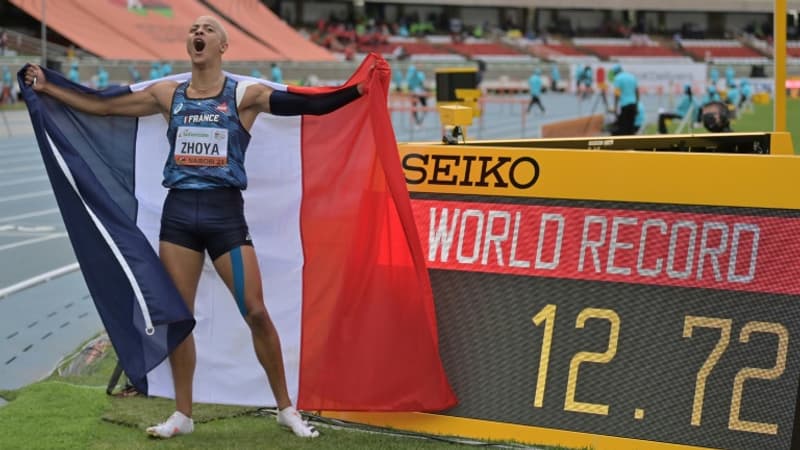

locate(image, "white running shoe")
[[146, 411, 194, 438], [277, 406, 319, 438]]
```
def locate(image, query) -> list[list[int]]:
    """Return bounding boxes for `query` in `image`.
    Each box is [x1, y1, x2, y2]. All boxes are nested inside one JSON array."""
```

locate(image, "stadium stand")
[[358, 36, 462, 62], [2, 0, 795, 89], [9, 0, 157, 59], [680, 38, 768, 64], [9, 0, 302, 60], [572, 37, 690, 63], [515, 38, 598, 63], [789, 41, 800, 60], [441, 37, 535, 62], [205, 0, 334, 61], [746, 37, 800, 64]]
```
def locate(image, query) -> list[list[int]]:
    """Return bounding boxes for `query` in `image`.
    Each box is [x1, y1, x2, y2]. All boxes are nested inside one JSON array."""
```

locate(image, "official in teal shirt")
[[611, 64, 639, 135], [527, 69, 545, 113], [658, 84, 696, 134]]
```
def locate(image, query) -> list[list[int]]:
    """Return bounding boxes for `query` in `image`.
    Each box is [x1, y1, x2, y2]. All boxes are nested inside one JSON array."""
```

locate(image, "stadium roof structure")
[[9, 0, 333, 61], [385, 0, 800, 13], [205, 0, 334, 62]]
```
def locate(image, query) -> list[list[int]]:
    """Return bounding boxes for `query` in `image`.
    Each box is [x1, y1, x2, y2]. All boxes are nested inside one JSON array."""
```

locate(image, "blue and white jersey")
[[164, 77, 251, 190]]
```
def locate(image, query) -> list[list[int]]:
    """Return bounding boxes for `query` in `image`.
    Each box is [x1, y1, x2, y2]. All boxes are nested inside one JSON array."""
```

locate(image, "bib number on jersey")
[[174, 126, 229, 166]]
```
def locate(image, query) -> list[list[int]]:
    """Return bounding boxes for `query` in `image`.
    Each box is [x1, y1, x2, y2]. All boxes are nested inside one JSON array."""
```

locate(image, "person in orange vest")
[[596, 66, 606, 92]]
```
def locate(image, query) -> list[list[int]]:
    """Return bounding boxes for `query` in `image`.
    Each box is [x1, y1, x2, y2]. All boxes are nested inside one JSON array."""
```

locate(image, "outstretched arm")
[[240, 81, 365, 118], [268, 85, 363, 116], [237, 59, 388, 129], [23, 64, 172, 117]]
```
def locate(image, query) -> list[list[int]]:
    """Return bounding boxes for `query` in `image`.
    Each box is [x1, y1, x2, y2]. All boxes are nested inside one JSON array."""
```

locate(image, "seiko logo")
[[402, 153, 540, 189]]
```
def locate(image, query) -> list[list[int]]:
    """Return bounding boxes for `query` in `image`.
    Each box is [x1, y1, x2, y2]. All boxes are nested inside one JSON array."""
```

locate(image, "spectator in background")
[[630, 22, 647, 46], [390, 44, 407, 61], [68, 61, 81, 85], [475, 59, 486, 87], [250, 68, 262, 79], [526, 68, 545, 114], [709, 66, 720, 87], [725, 82, 740, 118], [672, 32, 683, 50], [1, 29, 9, 56], [610, 64, 639, 135], [398, 22, 409, 37], [595, 65, 606, 92], [700, 85, 721, 104], [343, 45, 356, 61], [1, 66, 13, 104], [550, 65, 561, 92], [149, 62, 161, 80], [449, 16, 463, 43], [633, 100, 645, 134], [725, 65, 735, 87], [128, 65, 142, 83], [472, 22, 484, 39], [658, 84, 696, 134], [697, 85, 722, 123], [739, 79, 753, 109], [574, 65, 583, 93], [392, 65, 404, 93], [726, 82, 740, 106], [406, 65, 428, 125], [161, 62, 173, 77], [271, 62, 283, 83], [96, 66, 109, 90], [576, 65, 593, 98], [405, 64, 417, 86]]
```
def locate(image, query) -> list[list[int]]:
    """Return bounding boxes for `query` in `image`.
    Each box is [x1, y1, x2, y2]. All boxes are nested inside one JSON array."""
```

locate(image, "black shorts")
[[159, 188, 253, 261]]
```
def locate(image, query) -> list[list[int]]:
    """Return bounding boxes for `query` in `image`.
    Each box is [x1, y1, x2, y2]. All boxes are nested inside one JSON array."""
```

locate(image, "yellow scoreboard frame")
[[322, 135, 800, 450]]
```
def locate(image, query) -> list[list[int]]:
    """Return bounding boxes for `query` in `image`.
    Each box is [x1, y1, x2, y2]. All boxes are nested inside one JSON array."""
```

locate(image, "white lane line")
[[0, 208, 59, 223], [0, 166, 43, 175], [0, 233, 68, 252], [2, 156, 41, 164], [0, 191, 52, 203], [0, 176, 48, 187], [0, 150, 38, 157], [0, 263, 80, 298], [0, 225, 57, 233], [0, 148, 38, 154]]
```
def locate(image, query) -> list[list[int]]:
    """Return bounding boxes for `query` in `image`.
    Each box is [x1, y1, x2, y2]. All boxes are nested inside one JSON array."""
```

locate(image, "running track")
[[0, 109, 100, 392]]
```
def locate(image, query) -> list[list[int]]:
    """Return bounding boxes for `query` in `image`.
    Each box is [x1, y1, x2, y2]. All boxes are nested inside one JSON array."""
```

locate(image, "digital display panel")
[[409, 195, 800, 450]]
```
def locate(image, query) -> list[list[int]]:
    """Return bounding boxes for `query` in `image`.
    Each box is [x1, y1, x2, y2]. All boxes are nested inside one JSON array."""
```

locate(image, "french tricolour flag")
[[19, 54, 456, 411]]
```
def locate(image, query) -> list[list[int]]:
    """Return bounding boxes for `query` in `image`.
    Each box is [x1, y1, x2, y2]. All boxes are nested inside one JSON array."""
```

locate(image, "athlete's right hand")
[[23, 64, 46, 91]]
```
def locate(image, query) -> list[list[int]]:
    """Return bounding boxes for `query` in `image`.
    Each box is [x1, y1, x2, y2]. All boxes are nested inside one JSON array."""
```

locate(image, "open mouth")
[[193, 38, 206, 52]]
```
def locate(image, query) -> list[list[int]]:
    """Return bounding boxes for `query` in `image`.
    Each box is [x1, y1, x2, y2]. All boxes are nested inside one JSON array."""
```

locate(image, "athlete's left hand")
[[357, 56, 390, 95]]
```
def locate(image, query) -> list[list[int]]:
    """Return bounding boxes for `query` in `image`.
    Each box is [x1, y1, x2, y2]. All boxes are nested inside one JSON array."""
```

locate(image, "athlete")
[[23, 15, 378, 440]]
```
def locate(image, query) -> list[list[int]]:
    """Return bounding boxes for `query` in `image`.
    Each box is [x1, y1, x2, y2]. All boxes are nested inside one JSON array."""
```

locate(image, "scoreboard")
[[325, 138, 800, 450]]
